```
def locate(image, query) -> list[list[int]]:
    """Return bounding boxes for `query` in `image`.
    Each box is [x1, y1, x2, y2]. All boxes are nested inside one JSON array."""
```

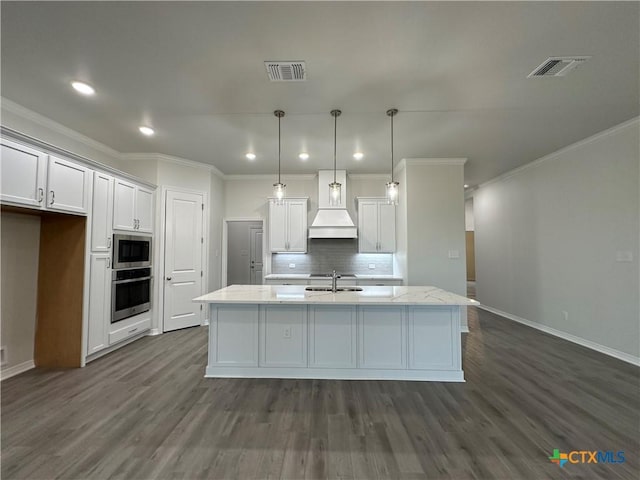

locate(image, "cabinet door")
[[377, 203, 396, 252], [135, 186, 154, 233], [269, 201, 287, 252], [358, 306, 406, 369], [47, 156, 91, 215], [408, 307, 458, 370], [0, 139, 47, 208], [309, 306, 357, 368], [91, 172, 114, 252], [287, 200, 307, 252], [113, 179, 136, 231], [210, 305, 259, 366], [358, 201, 378, 253], [87, 254, 111, 355], [260, 305, 307, 367]]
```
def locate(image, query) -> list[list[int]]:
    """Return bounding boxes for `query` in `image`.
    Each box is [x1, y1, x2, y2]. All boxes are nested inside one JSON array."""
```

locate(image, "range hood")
[[309, 170, 357, 238]]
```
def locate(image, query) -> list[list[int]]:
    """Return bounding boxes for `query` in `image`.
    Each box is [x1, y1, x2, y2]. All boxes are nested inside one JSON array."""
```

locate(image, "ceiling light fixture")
[[385, 109, 399, 205], [353, 152, 364, 160], [139, 126, 155, 136], [71, 81, 95, 96], [329, 109, 342, 207], [299, 152, 309, 161], [464, 184, 469, 189], [272, 110, 286, 204], [246, 152, 256, 160]]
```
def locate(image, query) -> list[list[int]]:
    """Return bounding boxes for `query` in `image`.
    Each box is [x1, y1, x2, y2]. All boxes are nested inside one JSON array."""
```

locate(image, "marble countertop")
[[194, 285, 477, 306], [264, 274, 403, 280]]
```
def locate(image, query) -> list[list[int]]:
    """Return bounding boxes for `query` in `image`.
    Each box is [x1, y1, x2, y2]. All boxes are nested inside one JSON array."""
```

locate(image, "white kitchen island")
[[194, 285, 477, 382]]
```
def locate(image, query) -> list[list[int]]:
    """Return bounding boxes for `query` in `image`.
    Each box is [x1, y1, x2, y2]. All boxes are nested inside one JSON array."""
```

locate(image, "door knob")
[[166, 276, 172, 281]]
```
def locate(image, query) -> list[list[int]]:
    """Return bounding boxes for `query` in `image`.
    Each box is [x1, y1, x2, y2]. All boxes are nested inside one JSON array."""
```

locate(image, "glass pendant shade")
[[329, 182, 342, 206], [273, 182, 286, 205], [386, 181, 399, 205]]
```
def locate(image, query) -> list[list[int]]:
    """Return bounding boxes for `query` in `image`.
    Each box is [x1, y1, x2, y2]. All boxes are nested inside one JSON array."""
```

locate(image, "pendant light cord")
[[390, 113, 394, 183], [333, 112, 337, 183], [278, 114, 282, 184]]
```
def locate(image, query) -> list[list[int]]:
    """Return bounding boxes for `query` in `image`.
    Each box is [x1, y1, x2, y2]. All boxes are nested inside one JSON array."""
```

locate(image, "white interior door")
[[164, 190, 204, 332], [249, 226, 263, 284]]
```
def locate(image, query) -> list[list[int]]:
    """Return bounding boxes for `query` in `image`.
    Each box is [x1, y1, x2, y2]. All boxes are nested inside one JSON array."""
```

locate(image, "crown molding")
[[476, 116, 640, 191], [1, 97, 123, 160], [122, 152, 225, 178]]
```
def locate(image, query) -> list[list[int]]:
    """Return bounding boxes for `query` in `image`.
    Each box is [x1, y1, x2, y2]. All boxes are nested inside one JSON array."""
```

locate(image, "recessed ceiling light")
[[298, 152, 309, 161], [245, 153, 256, 160], [139, 126, 155, 136], [353, 152, 364, 160], [71, 81, 95, 96], [464, 184, 469, 188]]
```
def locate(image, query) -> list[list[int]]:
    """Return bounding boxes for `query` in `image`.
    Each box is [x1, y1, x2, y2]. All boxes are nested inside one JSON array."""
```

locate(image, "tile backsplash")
[[271, 238, 393, 274]]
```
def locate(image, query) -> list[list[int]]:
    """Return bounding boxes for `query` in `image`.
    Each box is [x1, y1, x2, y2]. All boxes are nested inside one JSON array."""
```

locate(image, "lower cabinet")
[[87, 254, 111, 355], [408, 307, 458, 370], [109, 316, 151, 345], [210, 305, 259, 366], [358, 306, 406, 369], [309, 306, 357, 368], [260, 305, 307, 367]]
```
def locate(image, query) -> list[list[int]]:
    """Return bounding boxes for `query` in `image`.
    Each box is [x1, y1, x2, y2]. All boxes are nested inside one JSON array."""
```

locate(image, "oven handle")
[[113, 276, 152, 285]]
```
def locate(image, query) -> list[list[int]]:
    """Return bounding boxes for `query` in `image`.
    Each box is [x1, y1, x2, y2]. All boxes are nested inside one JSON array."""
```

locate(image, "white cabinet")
[[309, 306, 357, 368], [358, 306, 406, 369], [1, 139, 90, 215], [113, 179, 154, 232], [260, 305, 307, 367], [0, 139, 47, 208], [269, 198, 308, 253], [357, 279, 403, 286], [357, 198, 396, 253], [408, 307, 459, 370], [87, 254, 111, 355], [209, 305, 259, 366], [91, 172, 114, 252]]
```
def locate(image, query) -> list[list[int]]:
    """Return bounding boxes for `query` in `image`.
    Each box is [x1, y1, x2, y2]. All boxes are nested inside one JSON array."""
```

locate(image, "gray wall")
[[272, 238, 393, 275], [1, 212, 40, 375], [473, 118, 639, 359]]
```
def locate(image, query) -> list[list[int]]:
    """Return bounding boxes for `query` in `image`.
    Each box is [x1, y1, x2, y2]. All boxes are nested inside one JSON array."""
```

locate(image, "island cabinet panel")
[[260, 305, 307, 367], [210, 305, 259, 366], [358, 306, 406, 369], [309, 306, 357, 368], [408, 307, 460, 370]]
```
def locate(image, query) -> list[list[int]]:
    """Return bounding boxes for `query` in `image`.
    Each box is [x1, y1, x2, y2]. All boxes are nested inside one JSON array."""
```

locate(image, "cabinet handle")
[[107, 237, 112, 248], [38, 188, 44, 203], [128, 327, 138, 334], [107, 258, 111, 269], [49, 191, 55, 205]]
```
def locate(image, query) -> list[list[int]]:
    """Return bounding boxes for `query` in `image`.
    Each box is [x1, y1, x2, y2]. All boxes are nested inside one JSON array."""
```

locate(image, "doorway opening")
[[226, 221, 264, 286]]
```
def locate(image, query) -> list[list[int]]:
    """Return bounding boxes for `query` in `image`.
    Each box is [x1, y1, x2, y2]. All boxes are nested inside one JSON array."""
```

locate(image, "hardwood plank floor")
[[2, 307, 638, 480]]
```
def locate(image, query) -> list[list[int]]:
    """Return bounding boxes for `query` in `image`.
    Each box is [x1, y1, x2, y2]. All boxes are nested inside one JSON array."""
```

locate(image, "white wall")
[[209, 174, 224, 292], [473, 118, 639, 360], [1, 212, 40, 376], [403, 161, 467, 296], [465, 198, 475, 231], [1, 98, 123, 170]]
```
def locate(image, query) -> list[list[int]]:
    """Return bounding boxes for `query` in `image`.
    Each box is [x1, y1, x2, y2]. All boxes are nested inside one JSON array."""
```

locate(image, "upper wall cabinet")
[[269, 198, 308, 253], [113, 179, 154, 233], [357, 198, 396, 253], [0, 139, 90, 215], [91, 172, 114, 252]]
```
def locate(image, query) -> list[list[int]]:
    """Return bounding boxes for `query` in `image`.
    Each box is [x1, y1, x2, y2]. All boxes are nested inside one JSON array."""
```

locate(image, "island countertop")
[[194, 285, 477, 306]]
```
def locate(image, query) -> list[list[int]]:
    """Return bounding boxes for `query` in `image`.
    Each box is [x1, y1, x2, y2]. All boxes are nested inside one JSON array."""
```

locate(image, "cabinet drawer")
[[357, 279, 403, 286], [109, 317, 151, 345]]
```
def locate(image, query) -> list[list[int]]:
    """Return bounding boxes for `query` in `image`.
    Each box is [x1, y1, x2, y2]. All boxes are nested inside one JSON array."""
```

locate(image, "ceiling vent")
[[264, 61, 306, 81], [527, 56, 591, 78]]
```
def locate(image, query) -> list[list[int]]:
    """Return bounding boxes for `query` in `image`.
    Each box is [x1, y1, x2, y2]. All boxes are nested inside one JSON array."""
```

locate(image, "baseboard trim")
[[147, 328, 162, 336], [1, 360, 35, 381], [479, 305, 640, 367]]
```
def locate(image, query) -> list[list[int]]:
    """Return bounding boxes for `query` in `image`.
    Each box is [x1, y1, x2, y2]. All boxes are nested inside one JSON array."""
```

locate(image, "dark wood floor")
[[2, 307, 639, 480]]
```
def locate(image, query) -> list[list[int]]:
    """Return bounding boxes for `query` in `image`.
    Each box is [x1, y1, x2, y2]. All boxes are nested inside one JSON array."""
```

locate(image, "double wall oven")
[[111, 234, 153, 323]]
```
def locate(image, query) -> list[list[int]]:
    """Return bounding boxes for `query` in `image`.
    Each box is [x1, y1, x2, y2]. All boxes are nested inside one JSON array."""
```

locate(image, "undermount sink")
[[305, 286, 363, 292]]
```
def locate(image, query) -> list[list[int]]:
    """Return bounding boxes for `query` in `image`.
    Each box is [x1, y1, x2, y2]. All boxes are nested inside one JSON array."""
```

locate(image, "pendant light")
[[329, 109, 342, 206], [385, 108, 399, 205], [272, 110, 286, 205]]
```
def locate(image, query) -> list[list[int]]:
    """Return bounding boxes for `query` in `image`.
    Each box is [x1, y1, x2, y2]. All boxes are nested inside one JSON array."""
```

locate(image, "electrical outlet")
[[289, 263, 296, 269], [369, 264, 376, 269], [283, 328, 291, 339], [562, 311, 569, 322]]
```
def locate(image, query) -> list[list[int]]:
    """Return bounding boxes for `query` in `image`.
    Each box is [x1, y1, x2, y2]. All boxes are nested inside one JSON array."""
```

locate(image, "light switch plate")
[[289, 263, 296, 269], [368, 264, 376, 269], [448, 250, 460, 259]]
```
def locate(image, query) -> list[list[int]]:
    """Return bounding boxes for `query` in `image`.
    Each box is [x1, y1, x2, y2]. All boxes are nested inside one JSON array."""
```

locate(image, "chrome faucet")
[[331, 269, 341, 293]]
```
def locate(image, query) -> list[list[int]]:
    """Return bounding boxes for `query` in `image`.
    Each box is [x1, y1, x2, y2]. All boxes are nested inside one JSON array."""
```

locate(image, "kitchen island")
[[194, 285, 477, 382]]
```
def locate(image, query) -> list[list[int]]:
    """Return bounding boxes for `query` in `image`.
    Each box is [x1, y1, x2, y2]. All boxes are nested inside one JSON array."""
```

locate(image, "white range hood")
[[308, 170, 357, 238]]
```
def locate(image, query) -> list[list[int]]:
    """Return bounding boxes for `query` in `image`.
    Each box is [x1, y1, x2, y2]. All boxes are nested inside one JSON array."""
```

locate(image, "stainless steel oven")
[[111, 267, 152, 323], [113, 234, 152, 269]]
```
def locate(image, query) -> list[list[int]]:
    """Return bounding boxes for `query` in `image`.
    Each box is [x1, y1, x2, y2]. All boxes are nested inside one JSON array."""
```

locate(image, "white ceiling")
[[1, 1, 638, 186]]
